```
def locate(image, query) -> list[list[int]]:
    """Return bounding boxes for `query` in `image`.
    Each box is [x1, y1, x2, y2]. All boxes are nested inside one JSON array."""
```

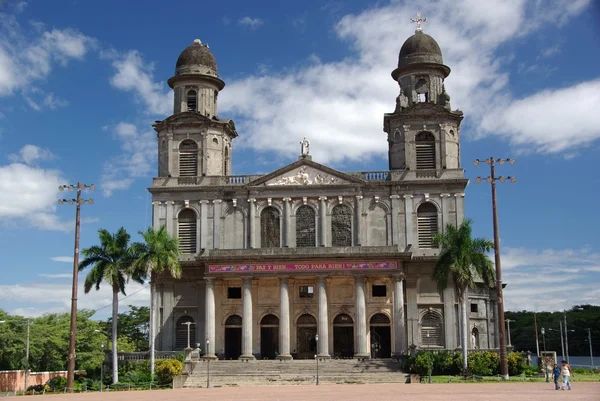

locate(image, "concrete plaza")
[[41, 382, 600, 401]]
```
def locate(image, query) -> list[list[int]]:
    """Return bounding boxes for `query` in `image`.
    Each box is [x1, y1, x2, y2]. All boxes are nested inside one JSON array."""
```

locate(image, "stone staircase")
[[176, 359, 409, 388]]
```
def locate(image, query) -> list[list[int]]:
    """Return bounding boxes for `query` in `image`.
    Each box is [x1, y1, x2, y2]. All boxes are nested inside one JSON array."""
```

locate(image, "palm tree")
[[431, 219, 495, 375], [79, 227, 140, 384], [131, 226, 181, 380]]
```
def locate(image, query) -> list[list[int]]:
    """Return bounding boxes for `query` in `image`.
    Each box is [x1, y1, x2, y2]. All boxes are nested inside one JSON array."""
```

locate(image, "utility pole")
[[559, 321, 565, 361], [24, 319, 30, 392], [534, 312, 540, 359], [541, 328, 548, 382], [59, 182, 94, 392], [564, 311, 569, 364], [474, 157, 516, 380], [588, 328, 594, 368]]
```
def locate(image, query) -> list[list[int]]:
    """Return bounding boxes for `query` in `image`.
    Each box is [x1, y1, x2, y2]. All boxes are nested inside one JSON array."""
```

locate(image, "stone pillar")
[[318, 196, 327, 246], [199, 201, 209, 250], [354, 276, 369, 359], [393, 273, 407, 357], [204, 278, 216, 359], [152, 201, 162, 228], [403, 195, 414, 247], [441, 193, 451, 232], [278, 277, 292, 359], [455, 193, 465, 224], [354, 195, 363, 245], [165, 201, 175, 236], [240, 277, 255, 360], [212, 199, 222, 249], [405, 277, 419, 348], [317, 276, 330, 358], [248, 198, 256, 248], [283, 197, 291, 247], [167, 133, 174, 175], [390, 195, 400, 246]]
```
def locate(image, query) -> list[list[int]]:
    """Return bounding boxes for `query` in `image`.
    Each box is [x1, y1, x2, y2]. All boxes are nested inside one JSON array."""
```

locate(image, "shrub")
[[415, 351, 435, 376], [507, 352, 526, 376], [523, 365, 539, 376], [46, 376, 67, 391], [572, 367, 592, 375], [155, 359, 183, 385], [468, 351, 499, 376]]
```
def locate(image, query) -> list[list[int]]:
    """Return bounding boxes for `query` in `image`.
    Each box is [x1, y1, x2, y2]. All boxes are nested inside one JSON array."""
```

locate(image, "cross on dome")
[[410, 12, 427, 33]]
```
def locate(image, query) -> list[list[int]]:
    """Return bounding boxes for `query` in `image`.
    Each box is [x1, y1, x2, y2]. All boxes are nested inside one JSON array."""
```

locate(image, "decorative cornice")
[[403, 194, 413, 199], [212, 199, 222, 204]]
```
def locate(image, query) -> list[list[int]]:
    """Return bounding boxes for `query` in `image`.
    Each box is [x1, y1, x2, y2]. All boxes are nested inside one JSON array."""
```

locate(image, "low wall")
[[0, 370, 84, 392]]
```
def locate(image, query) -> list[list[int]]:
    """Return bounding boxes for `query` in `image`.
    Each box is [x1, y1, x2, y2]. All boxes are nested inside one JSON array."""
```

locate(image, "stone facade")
[[149, 33, 497, 360]]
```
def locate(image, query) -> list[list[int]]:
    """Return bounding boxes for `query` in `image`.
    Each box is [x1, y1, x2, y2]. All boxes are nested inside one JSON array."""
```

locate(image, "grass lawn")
[[420, 373, 600, 384]]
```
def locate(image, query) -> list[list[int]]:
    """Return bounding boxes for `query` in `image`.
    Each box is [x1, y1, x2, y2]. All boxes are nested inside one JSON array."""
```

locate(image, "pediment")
[[160, 112, 212, 125], [248, 158, 364, 187]]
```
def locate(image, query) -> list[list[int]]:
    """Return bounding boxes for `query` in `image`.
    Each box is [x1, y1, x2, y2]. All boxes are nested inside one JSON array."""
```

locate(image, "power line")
[[91, 284, 150, 315]]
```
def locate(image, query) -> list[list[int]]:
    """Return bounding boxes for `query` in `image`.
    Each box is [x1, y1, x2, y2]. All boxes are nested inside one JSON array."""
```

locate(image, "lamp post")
[[94, 329, 109, 392], [315, 334, 320, 385], [474, 157, 515, 380], [541, 328, 548, 382], [182, 321, 195, 349], [206, 338, 210, 389], [0, 320, 30, 392], [59, 182, 94, 392]]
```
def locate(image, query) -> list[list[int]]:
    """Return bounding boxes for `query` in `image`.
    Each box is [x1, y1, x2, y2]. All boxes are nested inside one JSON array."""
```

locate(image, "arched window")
[[260, 314, 279, 326], [331, 204, 352, 247], [225, 315, 242, 326], [178, 209, 197, 254], [296, 205, 316, 247], [175, 316, 196, 350], [187, 90, 197, 112], [421, 311, 443, 347], [370, 313, 391, 325], [297, 314, 317, 326], [417, 202, 438, 248], [415, 132, 435, 170], [333, 313, 354, 326], [260, 207, 280, 248], [179, 140, 198, 176]]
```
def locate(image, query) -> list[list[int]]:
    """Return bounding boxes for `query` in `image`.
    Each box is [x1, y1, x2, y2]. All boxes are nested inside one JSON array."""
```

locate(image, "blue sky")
[[0, 0, 599, 319]]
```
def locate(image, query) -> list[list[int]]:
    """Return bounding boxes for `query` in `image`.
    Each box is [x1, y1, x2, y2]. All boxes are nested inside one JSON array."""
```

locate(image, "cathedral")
[[149, 23, 497, 361]]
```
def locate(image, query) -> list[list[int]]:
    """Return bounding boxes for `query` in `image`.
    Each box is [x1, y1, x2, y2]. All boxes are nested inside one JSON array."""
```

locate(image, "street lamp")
[[541, 328, 548, 382], [206, 338, 210, 389], [59, 182, 94, 392], [474, 157, 515, 380], [94, 329, 109, 392], [315, 334, 320, 385], [0, 320, 31, 392]]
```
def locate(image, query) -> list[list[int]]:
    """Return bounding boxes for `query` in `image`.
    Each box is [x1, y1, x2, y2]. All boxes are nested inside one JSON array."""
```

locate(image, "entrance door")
[[296, 314, 317, 359], [260, 314, 279, 359], [224, 315, 242, 360], [370, 313, 391, 358], [333, 313, 354, 358]]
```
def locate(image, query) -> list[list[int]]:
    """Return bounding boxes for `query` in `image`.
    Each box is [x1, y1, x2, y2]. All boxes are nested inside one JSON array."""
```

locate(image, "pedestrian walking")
[[552, 363, 560, 390], [560, 360, 573, 390]]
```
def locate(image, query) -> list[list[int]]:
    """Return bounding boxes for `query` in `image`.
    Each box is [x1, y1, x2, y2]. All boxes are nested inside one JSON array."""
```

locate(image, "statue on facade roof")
[[300, 137, 310, 156]]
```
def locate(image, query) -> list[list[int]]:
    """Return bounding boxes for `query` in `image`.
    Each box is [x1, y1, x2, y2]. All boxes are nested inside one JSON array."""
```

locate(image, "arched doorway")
[[296, 314, 317, 359], [175, 316, 196, 350], [224, 315, 242, 360], [333, 313, 354, 359], [369, 313, 391, 358], [260, 314, 279, 359]]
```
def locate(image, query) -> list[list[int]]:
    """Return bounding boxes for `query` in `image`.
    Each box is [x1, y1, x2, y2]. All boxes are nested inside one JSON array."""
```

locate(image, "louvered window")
[[417, 202, 438, 248], [421, 311, 444, 347], [296, 205, 316, 247], [415, 132, 436, 170], [187, 90, 197, 112], [261, 207, 280, 248], [331, 204, 352, 247], [179, 140, 198, 176], [178, 209, 197, 254], [175, 316, 196, 350]]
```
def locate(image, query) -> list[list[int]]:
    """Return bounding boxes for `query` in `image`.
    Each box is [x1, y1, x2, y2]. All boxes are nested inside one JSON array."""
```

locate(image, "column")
[[248, 198, 256, 248], [212, 199, 222, 249], [405, 277, 419, 351], [441, 193, 451, 232], [204, 278, 216, 359], [240, 277, 255, 360], [165, 201, 174, 236], [317, 276, 330, 358], [278, 277, 292, 359], [390, 195, 400, 246], [318, 196, 327, 246], [403, 195, 414, 247], [152, 201, 162, 228], [283, 197, 291, 247], [454, 193, 465, 224], [167, 133, 173, 175], [199, 201, 209, 250], [393, 273, 407, 357], [354, 195, 363, 246], [354, 276, 369, 358]]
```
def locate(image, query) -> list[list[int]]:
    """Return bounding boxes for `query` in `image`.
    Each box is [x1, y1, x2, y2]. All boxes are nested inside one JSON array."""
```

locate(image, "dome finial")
[[193, 39, 202, 45], [410, 12, 427, 34]]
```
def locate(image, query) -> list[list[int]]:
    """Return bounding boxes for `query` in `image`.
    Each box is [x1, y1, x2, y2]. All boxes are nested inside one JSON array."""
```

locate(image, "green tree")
[[79, 227, 141, 384], [131, 226, 181, 378], [432, 219, 495, 375], [106, 306, 150, 351]]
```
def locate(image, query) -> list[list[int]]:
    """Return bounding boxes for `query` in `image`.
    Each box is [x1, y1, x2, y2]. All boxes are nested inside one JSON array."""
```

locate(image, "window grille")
[[225, 315, 242, 326], [331, 204, 352, 246], [178, 209, 197, 253], [370, 313, 391, 325], [297, 314, 317, 326], [179, 140, 198, 176], [296, 205, 316, 247], [421, 311, 444, 347], [417, 202, 438, 248], [187, 90, 197, 112], [260, 207, 280, 248], [415, 132, 436, 170]]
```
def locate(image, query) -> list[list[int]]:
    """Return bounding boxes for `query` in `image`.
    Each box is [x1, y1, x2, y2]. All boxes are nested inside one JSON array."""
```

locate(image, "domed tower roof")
[[168, 39, 224, 90], [392, 30, 450, 81]]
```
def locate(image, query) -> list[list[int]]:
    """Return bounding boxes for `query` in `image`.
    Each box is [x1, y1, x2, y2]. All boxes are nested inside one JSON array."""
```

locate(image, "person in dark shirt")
[[552, 363, 561, 390]]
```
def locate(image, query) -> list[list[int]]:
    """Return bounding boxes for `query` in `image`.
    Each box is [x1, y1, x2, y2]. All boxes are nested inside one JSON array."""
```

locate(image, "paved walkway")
[[38, 382, 600, 401]]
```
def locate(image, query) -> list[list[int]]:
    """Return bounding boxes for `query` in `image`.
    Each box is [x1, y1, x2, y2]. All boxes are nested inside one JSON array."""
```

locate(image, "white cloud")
[[0, 281, 149, 319], [38, 273, 72, 278], [501, 246, 600, 312], [238, 16, 263, 30], [8, 144, 55, 164], [218, 0, 597, 163], [107, 50, 171, 115], [100, 122, 156, 196], [50, 256, 73, 263]]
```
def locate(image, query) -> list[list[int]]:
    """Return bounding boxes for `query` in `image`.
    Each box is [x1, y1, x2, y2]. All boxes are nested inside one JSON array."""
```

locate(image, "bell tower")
[[154, 39, 237, 178], [384, 15, 462, 173]]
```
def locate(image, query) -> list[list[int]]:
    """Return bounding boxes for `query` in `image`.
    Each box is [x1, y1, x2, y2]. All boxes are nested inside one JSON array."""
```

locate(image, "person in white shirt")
[[560, 360, 573, 390]]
